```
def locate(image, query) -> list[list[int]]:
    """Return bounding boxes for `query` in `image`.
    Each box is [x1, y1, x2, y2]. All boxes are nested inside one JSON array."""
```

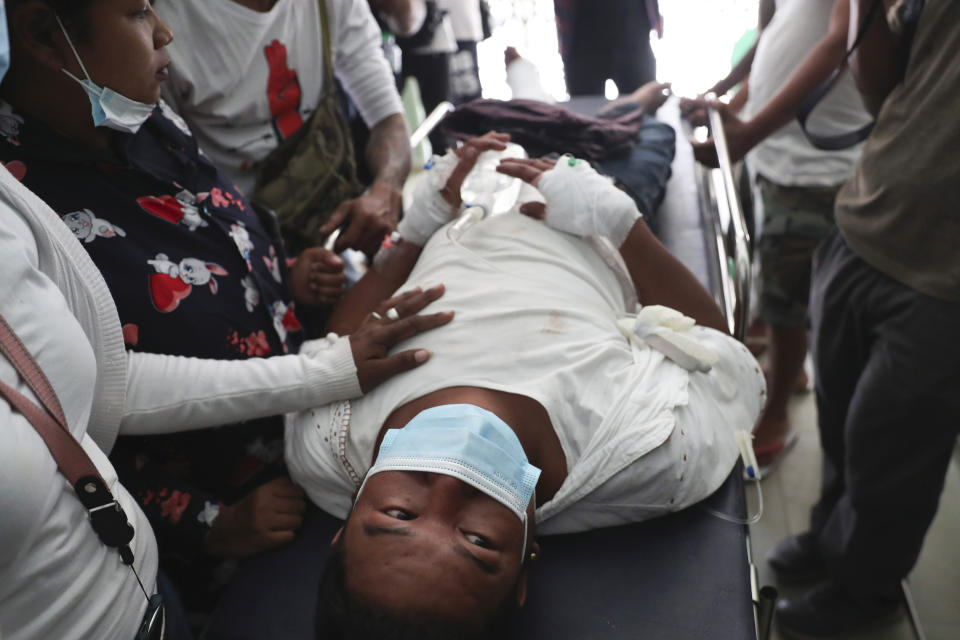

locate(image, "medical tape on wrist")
[[397, 151, 460, 245], [616, 306, 718, 373], [537, 155, 642, 247]]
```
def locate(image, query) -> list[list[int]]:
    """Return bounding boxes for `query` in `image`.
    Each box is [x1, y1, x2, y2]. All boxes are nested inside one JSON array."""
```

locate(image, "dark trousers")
[[560, 0, 656, 96], [157, 570, 194, 640], [809, 232, 960, 600]]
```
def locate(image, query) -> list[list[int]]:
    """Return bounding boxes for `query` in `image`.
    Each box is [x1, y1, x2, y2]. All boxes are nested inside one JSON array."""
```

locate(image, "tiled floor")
[[747, 375, 960, 640]]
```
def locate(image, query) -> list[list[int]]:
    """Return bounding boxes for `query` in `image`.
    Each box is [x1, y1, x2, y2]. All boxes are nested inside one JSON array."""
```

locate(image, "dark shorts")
[[756, 175, 839, 327]]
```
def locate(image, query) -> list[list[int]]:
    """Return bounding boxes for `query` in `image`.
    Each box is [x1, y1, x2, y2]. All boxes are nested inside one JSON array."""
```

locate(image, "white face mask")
[[358, 404, 541, 559], [56, 14, 156, 134]]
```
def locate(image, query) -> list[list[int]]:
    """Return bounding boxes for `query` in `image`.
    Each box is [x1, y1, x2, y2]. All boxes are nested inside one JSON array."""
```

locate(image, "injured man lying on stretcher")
[[284, 132, 765, 638]]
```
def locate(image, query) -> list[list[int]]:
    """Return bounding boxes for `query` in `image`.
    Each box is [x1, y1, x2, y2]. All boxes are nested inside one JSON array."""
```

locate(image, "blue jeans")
[[594, 112, 675, 235]]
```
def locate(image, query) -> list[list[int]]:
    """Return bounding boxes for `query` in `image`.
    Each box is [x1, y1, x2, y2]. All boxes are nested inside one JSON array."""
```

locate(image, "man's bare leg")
[[754, 324, 806, 464]]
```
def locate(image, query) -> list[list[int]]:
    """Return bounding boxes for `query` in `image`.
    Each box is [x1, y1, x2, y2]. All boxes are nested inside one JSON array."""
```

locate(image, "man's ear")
[[515, 568, 529, 608], [8, 1, 76, 73], [331, 526, 344, 548], [515, 541, 540, 608]]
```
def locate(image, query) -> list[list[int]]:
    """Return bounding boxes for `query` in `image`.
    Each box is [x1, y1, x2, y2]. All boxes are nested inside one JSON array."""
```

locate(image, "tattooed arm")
[[317, 113, 411, 255], [366, 112, 412, 194]]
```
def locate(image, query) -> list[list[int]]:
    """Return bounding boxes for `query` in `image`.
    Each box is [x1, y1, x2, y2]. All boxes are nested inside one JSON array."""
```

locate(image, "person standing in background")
[[684, 0, 871, 473], [553, 0, 662, 97], [158, 0, 411, 259], [439, 0, 485, 104], [765, 0, 960, 636]]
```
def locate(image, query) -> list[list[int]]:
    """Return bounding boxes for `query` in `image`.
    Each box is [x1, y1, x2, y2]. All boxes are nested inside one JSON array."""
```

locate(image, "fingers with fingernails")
[[350, 284, 454, 393], [288, 247, 346, 306], [497, 157, 558, 186], [496, 157, 559, 220], [441, 131, 513, 207]]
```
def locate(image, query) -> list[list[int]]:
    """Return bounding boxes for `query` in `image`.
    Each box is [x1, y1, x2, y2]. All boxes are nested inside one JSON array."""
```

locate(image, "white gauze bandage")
[[616, 305, 719, 373], [536, 155, 643, 248], [397, 151, 461, 246]]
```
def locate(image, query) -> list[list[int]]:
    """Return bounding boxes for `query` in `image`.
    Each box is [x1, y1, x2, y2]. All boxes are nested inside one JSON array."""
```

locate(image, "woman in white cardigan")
[[0, 161, 449, 639]]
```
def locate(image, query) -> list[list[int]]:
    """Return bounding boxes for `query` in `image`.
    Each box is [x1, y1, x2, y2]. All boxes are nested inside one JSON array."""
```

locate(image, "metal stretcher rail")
[[695, 100, 752, 343], [692, 102, 773, 640], [409, 101, 455, 150]]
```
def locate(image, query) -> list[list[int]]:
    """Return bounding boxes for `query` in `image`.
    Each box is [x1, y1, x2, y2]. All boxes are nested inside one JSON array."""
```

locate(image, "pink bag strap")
[[0, 311, 136, 563], [0, 312, 95, 483]]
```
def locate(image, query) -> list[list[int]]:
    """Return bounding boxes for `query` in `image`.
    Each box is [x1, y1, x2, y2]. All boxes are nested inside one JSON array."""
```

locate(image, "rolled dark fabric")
[[442, 98, 646, 161]]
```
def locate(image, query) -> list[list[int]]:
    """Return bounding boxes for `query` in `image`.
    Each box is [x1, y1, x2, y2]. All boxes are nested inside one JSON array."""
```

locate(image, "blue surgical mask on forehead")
[[359, 404, 541, 556], [0, 1, 10, 84], [55, 14, 155, 134]]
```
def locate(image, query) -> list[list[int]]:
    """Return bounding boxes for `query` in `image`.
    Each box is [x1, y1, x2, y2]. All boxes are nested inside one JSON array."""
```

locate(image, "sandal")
[[751, 430, 799, 479]]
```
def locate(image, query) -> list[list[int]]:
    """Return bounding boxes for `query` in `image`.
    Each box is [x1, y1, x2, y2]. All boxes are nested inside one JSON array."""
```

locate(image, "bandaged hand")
[[396, 151, 460, 246], [497, 155, 642, 248], [398, 131, 511, 246]]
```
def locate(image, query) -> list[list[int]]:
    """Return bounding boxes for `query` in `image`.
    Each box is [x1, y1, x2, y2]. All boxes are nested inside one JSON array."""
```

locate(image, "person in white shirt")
[[683, 0, 870, 473], [283, 133, 765, 636], [439, 0, 483, 104], [158, 0, 411, 257]]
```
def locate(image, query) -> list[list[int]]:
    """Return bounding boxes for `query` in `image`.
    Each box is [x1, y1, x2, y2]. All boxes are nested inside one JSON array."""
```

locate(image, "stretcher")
[[205, 97, 767, 640]]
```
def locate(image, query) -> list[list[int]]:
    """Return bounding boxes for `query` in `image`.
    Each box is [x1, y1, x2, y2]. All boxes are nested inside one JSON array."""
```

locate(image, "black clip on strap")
[[74, 475, 136, 565], [0, 311, 137, 568]]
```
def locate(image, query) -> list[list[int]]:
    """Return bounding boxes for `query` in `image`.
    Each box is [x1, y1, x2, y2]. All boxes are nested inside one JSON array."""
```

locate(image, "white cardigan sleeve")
[[120, 335, 361, 435]]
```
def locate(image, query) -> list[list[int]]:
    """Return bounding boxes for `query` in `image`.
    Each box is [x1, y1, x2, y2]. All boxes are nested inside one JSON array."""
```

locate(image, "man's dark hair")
[[316, 540, 523, 640]]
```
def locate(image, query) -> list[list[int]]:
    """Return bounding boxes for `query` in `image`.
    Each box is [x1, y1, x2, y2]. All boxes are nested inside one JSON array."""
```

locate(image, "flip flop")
[[744, 431, 799, 480]]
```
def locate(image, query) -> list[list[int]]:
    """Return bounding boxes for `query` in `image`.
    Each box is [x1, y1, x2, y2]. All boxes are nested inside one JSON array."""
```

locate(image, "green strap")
[[317, 0, 335, 94]]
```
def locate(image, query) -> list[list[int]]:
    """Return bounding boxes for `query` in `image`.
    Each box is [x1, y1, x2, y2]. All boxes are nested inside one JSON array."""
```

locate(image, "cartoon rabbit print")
[[147, 253, 229, 312], [62, 209, 126, 243]]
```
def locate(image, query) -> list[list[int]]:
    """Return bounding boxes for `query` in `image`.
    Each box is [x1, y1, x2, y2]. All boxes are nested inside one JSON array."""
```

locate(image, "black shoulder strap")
[[795, 0, 884, 151]]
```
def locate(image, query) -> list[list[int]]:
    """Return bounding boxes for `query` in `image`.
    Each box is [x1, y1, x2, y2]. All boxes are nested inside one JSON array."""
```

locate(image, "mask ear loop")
[[54, 13, 95, 87], [520, 512, 529, 563]]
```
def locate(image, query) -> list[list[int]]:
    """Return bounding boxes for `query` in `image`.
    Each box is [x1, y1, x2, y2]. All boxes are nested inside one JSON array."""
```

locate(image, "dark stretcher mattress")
[[205, 471, 752, 640], [205, 97, 756, 640]]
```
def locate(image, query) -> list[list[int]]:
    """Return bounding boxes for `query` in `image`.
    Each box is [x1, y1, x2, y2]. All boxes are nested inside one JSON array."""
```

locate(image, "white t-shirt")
[[159, 0, 403, 194], [287, 210, 765, 535], [746, 0, 871, 186], [439, 0, 484, 42], [0, 175, 157, 640]]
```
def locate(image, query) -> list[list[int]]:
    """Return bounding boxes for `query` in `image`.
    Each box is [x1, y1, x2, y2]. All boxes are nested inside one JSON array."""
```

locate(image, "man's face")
[[70, 0, 173, 104], [340, 471, 534, 623]]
